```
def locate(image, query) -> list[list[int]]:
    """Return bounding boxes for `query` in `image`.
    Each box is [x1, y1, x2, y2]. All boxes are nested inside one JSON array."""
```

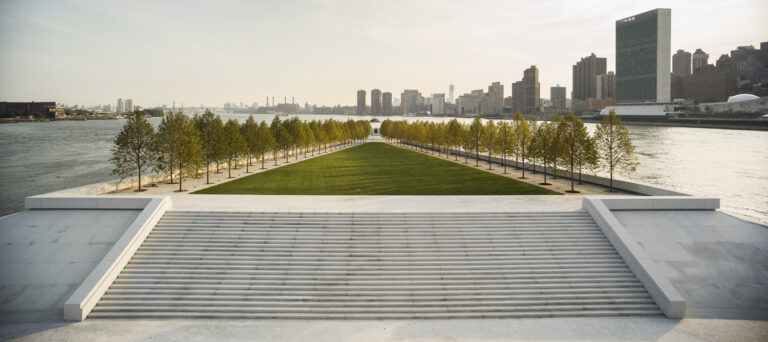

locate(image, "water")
[[1, 112, 766, 225]]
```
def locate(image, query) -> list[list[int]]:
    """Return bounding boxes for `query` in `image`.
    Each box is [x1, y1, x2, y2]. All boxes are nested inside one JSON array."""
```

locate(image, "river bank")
[[580, 117, 768, 131]]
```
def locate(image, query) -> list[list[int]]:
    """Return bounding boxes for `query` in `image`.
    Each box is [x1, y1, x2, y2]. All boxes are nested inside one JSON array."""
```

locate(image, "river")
[[1, 112, 766, 225]]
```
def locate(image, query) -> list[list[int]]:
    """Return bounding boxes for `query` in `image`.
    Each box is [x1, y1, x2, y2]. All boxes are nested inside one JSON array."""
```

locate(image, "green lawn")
[[194, 142, 559, 195]]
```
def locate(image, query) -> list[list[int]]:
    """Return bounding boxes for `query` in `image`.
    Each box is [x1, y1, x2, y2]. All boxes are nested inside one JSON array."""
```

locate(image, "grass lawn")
[[194, 142, 559, 195]]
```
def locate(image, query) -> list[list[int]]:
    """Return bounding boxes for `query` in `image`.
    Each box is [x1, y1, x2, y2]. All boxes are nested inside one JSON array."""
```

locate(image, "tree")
[[514, 114, 531, 179], [530, 121, 555, 185], [256, 121, 274, 169], [559, 113, 589, 193], [242, 115, 259, 173], [155, 111, 182, 184], [447, 119, 462, 160], [594, 109, 638, 191], [527, 116, 538, 174], [576, 131, 598, 185], [222, 119, 246, 178], [193, 110, 224, 184], [156, 111, 201, 192], [460, 124, 472, 164], [175, 114, 202, 192], [110, 111, 155, 191], [549, 114, 565, 179], [269, 116, 282, 165], [481, 120, 497, 170], [469, 118, 483, 166], [497, 121, 513, 174]]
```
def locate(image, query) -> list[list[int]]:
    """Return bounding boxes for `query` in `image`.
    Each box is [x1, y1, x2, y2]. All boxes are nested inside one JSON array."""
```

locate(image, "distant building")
[[448, 83, 455, 104], [356, 90, 366, 115], [117, 98, 124, 113], [481, 82, 504, 114], [370, 89, 382, 115], [687, 65, 732, 102], [382, 92, 393, 115], [275, 103, 300, 113], [431, 93, 445, 115], [596, 72, 616, 100], [572, 53, 607, 103], [125, 99, 134, 113], [0, 102, 63, 119], [550, 85, 566, 110], [511, 66, 540, 114], [673, 49, 692, 77], [615, 8, 671, 103], [401, 89, 422, 114], [457, 89, 483, 115], [692, 49, 709, 73]]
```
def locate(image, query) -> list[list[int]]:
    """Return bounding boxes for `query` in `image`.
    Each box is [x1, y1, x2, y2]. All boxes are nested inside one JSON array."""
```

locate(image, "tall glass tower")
[[615, 8, 671, 104]]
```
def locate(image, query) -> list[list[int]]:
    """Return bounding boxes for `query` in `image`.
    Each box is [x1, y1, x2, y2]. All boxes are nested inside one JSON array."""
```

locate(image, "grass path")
[[194, 142, 559, 195]]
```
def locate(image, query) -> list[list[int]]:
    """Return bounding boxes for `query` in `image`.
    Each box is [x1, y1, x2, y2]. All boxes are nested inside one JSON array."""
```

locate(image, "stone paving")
[[2, 317, 767, 342]]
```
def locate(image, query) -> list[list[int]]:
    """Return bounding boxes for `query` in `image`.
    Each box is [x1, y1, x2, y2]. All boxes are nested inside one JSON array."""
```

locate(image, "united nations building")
[[615, 8, 671, 104]]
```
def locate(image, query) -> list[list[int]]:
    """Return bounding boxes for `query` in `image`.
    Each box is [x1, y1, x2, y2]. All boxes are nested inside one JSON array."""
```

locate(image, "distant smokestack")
[[284, 96, 286, 104], [292, 97, 294, 105], [272, 97, 274, 107], [266, 96, 268, 107]]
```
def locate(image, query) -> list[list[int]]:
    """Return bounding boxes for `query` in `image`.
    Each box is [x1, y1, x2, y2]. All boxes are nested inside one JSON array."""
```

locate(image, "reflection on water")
[[1, 112, 766, 225]]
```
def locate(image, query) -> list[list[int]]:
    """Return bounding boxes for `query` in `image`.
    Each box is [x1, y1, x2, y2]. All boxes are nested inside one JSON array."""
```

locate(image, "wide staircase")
[[90, 211, 661, 319]]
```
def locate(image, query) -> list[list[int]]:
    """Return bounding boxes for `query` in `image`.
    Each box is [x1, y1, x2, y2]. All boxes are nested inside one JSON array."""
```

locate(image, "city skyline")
[[1, 0, 766, 107]]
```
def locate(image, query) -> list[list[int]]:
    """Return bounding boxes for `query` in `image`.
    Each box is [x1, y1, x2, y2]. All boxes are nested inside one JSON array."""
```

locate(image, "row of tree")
[[111, 110, 372, 191], [380, 110, 637, 192]]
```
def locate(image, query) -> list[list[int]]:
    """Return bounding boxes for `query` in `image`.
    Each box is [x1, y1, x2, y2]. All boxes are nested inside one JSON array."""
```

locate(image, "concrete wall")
[[583, 197, 690, 318]]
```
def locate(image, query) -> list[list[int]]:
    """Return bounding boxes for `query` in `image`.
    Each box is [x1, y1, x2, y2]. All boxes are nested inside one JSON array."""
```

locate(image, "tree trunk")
[[570, 159, 575, 192], [610, 164, 614, 192], [178, 162, 183, 192], [138, 167, 142, 191], [521, 147, 526, 179], [206, 163, 210, 184], [503, 151, 507, 174], [488, 150, 492, 170], [228, 160, 232, 178]]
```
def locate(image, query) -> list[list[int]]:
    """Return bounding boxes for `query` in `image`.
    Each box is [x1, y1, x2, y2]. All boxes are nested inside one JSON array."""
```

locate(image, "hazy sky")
[[1, 0, 766, 108]]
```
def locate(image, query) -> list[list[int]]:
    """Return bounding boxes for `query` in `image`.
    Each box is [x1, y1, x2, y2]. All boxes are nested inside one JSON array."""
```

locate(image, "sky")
[[1, 0, 766, 108]]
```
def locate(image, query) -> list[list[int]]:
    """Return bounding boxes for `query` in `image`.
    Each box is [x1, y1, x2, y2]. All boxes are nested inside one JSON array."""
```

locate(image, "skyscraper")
[[572, 53, 607, 101], [523, 66, 540, 113], [370, 89, 382, 115], [481, 82, 504, 114], [116, 98, 124, 113], [511, 67, 540, 114], [673, 50, 692, 77], [431, 93, 445, 115], [596, 72, 616, 100], [448, 83, 454, 104], [125, 98, 134, 112], [692, 49, 709, 73], [550, 85, 566, 110], [615, 8, 671, 103], [382, 92, 393, 115], [401, 90, 422, 114], [356, 90, 366, 115]]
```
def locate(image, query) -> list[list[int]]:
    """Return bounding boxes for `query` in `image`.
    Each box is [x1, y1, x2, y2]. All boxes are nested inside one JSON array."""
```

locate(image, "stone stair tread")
[[91, 211, 661, 320]]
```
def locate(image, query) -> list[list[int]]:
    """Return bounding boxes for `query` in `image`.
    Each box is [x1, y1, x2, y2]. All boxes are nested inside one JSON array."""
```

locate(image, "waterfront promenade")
[[1, 136, 767, 341]]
